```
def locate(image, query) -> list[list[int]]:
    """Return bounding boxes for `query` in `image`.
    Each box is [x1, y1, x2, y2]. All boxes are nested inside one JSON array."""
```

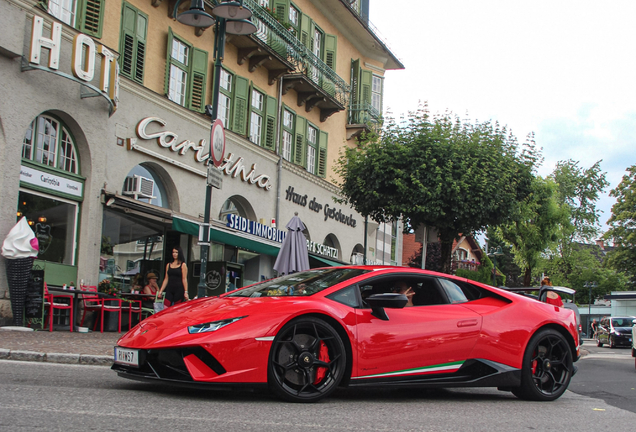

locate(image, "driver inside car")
[[392, 281, 415, 307]]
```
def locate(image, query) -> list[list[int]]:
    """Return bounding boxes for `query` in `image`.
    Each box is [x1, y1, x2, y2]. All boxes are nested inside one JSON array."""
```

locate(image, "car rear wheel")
[[268, 316, 346, 403], [512, 329, 574, 401]]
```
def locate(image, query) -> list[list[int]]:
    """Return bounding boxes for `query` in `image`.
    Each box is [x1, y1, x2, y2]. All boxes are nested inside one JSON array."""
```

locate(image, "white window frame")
[[22, 115, 79, 174], [19, 187, 79, 266], [307, 125, 317, 174], [372, 75, 383, 113], [168, 38, 189, 106], [249, 89, 264, 145], [48, 0, 77, 27]]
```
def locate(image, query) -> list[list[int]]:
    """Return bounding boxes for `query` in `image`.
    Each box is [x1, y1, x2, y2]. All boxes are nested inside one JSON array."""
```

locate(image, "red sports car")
[[112, 266, 580, 402]]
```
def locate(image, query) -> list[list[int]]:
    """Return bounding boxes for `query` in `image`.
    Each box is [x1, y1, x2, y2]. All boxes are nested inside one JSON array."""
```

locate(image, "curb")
[[0, 348, 113, 366]]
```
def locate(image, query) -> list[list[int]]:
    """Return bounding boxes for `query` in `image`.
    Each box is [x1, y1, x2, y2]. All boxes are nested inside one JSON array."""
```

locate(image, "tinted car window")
[[327, 285, 360, 308], [439, 279, 468, 304], [227, 268, 368, 298]]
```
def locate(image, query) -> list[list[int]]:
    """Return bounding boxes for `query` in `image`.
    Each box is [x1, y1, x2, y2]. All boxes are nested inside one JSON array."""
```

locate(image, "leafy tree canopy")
[[604, 164, 636, 287], [336, 106, 534, 273]]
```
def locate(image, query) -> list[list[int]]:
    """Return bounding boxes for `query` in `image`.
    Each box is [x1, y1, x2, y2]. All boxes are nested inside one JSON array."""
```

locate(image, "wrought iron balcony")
[[348, 102, 381, 125], [346, 102, 381, 140], [230, 0, 350, 120]]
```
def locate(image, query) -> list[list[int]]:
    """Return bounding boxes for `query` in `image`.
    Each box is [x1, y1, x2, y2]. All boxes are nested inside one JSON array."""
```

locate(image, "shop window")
[[119, 2, 147, 84], [165, 28, 208, 113], [122, 165, 168, 208], [22, 114, 79, 175], [39, 0, 104, 38], [17, 190, 78, 265], [100, 208, 164, 286]]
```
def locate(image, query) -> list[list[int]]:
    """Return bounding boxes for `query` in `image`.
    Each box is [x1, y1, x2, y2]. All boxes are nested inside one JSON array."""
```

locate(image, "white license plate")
[[114, 347, 139, 367]]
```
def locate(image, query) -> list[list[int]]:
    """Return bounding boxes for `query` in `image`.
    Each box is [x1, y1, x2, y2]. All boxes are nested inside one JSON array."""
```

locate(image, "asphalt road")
[[569, 343, 636, 414], [1, 359, 635, 432]]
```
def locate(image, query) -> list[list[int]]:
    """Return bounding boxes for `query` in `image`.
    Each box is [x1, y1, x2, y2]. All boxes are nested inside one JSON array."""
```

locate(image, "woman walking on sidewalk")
[[158, 246, 189, 307]]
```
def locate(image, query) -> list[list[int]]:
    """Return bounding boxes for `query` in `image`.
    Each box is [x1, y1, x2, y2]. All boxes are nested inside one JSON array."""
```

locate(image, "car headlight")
[[188, 316, 246, 334]]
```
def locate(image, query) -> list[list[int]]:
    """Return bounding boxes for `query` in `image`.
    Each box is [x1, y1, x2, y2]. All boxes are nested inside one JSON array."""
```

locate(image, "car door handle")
[[457, 319, 479, 328]]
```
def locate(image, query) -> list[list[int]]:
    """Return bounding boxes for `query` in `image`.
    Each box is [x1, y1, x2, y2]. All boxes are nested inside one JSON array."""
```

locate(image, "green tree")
[[604, 164, 636, 287], [496, 176, 565, 286], [336, 107, 534, 273]]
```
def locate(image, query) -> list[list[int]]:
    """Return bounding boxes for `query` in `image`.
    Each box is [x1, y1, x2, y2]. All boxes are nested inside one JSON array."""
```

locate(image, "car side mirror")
[[365, 293, 408, 321]]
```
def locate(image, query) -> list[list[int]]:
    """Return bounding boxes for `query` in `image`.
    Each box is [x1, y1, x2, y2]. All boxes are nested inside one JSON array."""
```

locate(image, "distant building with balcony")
[[0, 0, 403, 323]]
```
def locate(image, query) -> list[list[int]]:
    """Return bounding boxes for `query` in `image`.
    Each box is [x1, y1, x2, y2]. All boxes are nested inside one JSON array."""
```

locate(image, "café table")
[[47, 286, 116, 331]]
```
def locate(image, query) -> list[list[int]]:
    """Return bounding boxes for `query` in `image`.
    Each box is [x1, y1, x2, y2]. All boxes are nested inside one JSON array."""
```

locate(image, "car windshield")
[[612, 318, 634, 327], [226, 268, 369, 298]]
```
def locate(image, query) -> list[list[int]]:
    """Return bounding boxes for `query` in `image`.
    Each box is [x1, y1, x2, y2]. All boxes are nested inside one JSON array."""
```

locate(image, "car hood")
[[117, 295, 318, 348], [614, 327, 633, 333]]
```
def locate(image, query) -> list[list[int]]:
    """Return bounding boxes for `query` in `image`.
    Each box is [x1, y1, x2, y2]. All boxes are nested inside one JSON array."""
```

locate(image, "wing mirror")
[[365, 293, 408, 321]]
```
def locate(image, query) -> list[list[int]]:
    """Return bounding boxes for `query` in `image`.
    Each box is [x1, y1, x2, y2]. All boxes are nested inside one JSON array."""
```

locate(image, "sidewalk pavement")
[[0, 327, 120, 366]]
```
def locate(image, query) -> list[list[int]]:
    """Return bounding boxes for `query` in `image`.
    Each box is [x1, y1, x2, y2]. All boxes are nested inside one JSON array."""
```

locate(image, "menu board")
[[25, 269, 45, 329]]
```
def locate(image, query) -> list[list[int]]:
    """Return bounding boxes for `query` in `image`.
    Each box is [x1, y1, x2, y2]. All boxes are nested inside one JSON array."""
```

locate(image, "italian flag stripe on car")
[[354, 361, 465, 379]]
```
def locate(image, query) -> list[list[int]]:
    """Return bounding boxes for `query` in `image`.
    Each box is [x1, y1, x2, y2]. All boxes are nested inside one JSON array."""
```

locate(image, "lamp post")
[[176, 0, 257, 298], [487, 246, 504, 287]]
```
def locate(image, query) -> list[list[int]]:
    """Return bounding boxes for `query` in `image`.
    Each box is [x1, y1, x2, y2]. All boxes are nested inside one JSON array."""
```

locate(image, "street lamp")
[[487, 246, 504, 287], [176, 0, 257, 298]]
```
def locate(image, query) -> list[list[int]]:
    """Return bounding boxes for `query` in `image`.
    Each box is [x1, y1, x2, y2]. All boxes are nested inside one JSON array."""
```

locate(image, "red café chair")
[[43, 283, 73, 332], [122, 298, 143, 330], [79, 285, 103, 329]]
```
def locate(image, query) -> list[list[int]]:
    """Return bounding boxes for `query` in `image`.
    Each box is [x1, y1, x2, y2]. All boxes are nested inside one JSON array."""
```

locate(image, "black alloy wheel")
[[268, 316, 346, 403], [512, 329, 574, 401]]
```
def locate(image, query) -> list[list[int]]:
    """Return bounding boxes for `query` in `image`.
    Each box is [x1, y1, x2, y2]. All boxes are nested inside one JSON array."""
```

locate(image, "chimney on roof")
[[595, 239, 605, 250]]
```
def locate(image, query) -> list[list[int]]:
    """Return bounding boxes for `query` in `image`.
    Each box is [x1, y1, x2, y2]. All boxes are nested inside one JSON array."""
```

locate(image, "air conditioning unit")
[[123, 175, 156, 200]]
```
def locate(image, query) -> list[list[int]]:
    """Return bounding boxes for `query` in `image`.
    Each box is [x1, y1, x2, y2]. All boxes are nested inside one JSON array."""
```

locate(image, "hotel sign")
[[27, 15, 119, 114]]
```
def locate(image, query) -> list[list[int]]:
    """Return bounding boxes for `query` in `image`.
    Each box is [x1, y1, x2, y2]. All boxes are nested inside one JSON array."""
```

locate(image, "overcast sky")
[[371, 0, 636, 233]]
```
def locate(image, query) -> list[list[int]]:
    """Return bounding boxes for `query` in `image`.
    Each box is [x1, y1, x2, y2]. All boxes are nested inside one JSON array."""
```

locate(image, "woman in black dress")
[[158, 246, 189, 307]]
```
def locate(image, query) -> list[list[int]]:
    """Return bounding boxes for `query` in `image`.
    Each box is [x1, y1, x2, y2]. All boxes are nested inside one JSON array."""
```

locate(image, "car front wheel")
[[268, 316, 347, 403], [512, 329, 574, 401]]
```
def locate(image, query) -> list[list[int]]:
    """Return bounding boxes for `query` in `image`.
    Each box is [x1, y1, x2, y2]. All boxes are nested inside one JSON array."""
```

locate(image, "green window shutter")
[[350, 59, 360, 103], [294, 116, 306, 167], [274, 0, 289, 23], [318, 130, 328, 178], [263, 95, 278, 150], [231, 75, 250, 135], [164, 28, 174, 96], [78, 0, 104, 38], [361, 69, 372, 104], [188, 48, 208, 113], [38, 1, 49, 11], [134, 13, 148, 84], [300, 14, 313, 50], [120, 4, 137, 80], [324, 34, 337, 70], [120, 3, 147, 84]]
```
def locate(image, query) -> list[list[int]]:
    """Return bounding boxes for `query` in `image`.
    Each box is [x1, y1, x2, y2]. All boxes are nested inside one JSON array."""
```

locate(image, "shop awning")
[[310, 254, 346, 267], [172, 216, 281, 257], [172, 216, 350, 266]]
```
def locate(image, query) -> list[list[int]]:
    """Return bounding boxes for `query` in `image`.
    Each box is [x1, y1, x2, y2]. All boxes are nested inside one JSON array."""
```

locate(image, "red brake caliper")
[[313, 341, 330, 384], [531, 349, 538, 374]]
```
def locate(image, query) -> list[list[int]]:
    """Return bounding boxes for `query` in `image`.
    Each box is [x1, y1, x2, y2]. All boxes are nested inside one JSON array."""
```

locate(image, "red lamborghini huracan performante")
[[112, 266, 580, 403]]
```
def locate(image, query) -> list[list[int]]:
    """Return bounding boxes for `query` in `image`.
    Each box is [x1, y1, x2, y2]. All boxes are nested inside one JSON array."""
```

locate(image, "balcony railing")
[[242, 0, 350, 107], [348, 102, 381, 125]]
